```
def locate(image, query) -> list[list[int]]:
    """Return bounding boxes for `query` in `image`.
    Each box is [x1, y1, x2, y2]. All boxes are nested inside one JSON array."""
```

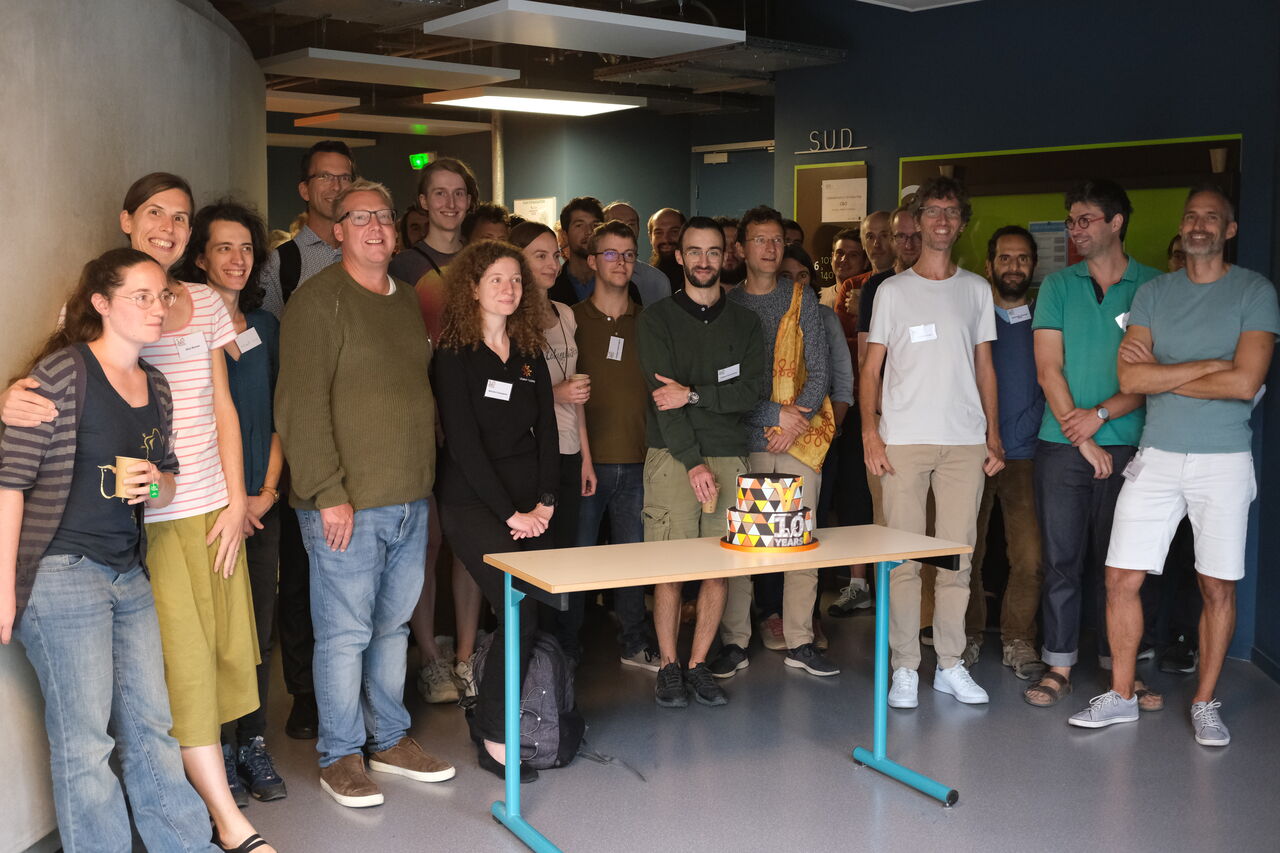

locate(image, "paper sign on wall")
[[820, 178, 868, 223], [513, 197, 558, 228], [1029, 220, 1068, 283]]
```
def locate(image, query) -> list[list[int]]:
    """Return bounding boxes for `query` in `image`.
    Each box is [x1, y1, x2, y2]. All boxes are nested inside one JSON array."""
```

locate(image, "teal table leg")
[[851, 560, 959, 807], [491, 573, 563, 852]]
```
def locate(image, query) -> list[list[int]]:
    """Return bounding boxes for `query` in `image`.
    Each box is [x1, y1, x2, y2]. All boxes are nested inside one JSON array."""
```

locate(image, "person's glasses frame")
[[338, 208, 396, 227]]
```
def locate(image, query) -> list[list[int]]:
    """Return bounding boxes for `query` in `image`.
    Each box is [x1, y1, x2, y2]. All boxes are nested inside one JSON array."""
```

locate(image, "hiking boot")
[[828, 580, 872, 617], [760, 614, 787, 650], [1002, 640, 1047, 681], [1160, 636, 1199, 674], [284, 692, 318, 740], [237, 736, 286, 802], [320, 754, 383, 808], [888, 667, 919, 709], [784, 643, 840, 677], [655, 663, 688, 708], [1191, 699, 1230, 747], [222, 742, 249, 808], [368, 737, 455, 783], [418, 657, 460, 704], [933, 663, 989, 704], [1068, 690, 1139, 729], [686, 663, 728, 706], [620, 646, 661, 672], [707, 643, 749, 679], [961, 635, 982, 668]]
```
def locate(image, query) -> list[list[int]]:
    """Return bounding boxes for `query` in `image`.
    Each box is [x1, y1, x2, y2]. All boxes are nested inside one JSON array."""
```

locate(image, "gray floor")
[[245, 601, 1280, 853]]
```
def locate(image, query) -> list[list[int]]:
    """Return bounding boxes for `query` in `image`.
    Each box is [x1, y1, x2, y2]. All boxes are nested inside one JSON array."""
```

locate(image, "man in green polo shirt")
[[1023, 179, 1159, 710]]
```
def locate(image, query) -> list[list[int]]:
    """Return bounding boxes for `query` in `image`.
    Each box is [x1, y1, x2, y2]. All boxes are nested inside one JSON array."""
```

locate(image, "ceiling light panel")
[[294, 113, 491, 136], [422, 87, 645, 117], [260, 48, 519, 90], [265, 90, 361, 114], [266, 132, 377, 149]]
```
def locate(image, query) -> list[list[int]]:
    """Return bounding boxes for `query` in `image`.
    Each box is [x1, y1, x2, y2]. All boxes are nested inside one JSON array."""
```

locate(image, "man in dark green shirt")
[[637, 216, 767, 709]]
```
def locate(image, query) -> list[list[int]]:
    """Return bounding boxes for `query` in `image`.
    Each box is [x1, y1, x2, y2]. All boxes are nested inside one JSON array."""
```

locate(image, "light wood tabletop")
[[483, 524, 971, 594]]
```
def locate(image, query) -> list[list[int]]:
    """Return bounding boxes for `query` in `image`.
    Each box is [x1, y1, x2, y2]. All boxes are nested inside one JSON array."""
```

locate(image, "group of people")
[[0, 135, 1273, 850]]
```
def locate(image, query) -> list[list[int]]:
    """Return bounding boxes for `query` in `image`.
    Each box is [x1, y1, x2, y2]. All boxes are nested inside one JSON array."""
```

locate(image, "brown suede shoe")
[[319, 754, 383, 808], [368, 737, 456, 783]]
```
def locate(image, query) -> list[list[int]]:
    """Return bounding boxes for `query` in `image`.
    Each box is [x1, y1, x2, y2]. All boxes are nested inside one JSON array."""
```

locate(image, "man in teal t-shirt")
[[1070, 187, 1279, 745], [1024, 179, 1160, 710]]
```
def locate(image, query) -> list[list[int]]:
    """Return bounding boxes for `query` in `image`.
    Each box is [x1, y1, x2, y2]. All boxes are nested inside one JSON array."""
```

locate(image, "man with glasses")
[[603, 200, 672, 306], [638, 216, 768, 707], [713, 205, 837, 679], [1023, 178, 1158, 711], [276, 179, 454, 807], [861, 177, 1003, 709]]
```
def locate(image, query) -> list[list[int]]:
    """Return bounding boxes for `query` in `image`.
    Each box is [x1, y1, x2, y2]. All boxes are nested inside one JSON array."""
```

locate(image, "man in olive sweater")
[[276, 180, 454, 808], [637, 216, 768, 709]]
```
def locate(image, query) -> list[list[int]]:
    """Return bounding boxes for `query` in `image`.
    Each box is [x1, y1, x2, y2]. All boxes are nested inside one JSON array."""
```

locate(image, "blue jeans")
[[15, 555, 217, 853], [298, 500, 427, 767], [574, 462, 652, 654]]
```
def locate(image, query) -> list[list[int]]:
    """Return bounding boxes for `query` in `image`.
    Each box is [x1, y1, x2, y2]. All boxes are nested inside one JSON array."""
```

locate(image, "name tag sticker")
[[607, 335, 625, 361], [484, 380, 513, 401], [909, 323, 938, 343], [717, 363, 741, 382], [1122, 454, 1145, 483], [1115, 312, 1130, 330], [174, 333, 207, 357], [1007, 305, 1032, 324], [235, 327, 262, 353]]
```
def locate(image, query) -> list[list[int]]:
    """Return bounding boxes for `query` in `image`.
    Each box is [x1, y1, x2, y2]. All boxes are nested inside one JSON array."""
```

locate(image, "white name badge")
[[1007, 305, 1032, 324], [607, 335, 625, 361], [484, 379, 513, 401], [908, 323, 938, 343], [717, 363, 741, 382], [1115, 311, 1130, 330], [235, 327, 262, 353], [174, 333, 207, 358], [1121, 454, 1145, 482]]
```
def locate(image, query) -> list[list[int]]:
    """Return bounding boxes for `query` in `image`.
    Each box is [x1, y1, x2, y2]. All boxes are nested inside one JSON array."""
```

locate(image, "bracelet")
[[259, 486, 280, 505]]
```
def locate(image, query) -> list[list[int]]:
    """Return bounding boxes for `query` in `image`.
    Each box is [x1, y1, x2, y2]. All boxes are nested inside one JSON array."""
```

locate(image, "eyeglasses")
[[594, 249, 637, 263], [309, 172, 354, 185], [681, 248, 723, 261], [1064, 213, 1108, 231], [920, 206, 963, 220], [892, 233, 922, 244], [338, 208, 396, 226], [748, 236, 784, 247], [115, 290, 177, 309]]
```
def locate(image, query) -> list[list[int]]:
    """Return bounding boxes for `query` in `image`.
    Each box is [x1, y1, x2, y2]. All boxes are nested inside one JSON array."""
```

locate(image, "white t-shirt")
[[541, 300, 581, 455], [140, 282, 236, 522], [867, 267, 996, 445]]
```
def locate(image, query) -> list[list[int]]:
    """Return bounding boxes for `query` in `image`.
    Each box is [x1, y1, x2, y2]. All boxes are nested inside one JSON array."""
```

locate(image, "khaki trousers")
[[880, 444, 986, 670], [721, 452, 823, 649], [964, 459, 1043, 644]]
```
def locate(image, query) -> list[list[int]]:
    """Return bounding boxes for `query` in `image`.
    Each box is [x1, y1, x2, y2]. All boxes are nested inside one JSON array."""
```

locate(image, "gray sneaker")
[[1068, 690, 1139, 729], [620, 647, 661, 672], [828, 581, 872, 617], [1191, 699, 1230, 746], [784, 643, 840, 677]]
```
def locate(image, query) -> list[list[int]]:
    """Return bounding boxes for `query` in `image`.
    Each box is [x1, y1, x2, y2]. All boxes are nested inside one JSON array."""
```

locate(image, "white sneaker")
[[933, 662, 989, 704], [888, 667, 919, 709], [417, 657, 459, 704], [454, 658, 477, 699]]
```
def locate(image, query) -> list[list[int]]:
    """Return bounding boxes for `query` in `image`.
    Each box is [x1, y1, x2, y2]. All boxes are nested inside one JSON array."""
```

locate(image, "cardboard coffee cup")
[[570, 373, 589, 383], [700, 481, 720, 514], [99, 456, 147, 500]]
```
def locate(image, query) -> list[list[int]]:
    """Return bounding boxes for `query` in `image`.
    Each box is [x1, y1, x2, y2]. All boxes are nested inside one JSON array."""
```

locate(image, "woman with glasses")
[[433, 241, 559, 783], [0, 249, 228, 853], [179, 200, 288, 807]]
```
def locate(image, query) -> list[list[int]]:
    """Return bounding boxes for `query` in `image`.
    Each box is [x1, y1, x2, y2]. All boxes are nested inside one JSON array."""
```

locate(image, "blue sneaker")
[[222, 742, 249, 807]]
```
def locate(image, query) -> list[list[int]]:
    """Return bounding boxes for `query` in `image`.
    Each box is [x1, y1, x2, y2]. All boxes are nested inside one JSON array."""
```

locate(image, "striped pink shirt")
[[141, 283, 235, 523]]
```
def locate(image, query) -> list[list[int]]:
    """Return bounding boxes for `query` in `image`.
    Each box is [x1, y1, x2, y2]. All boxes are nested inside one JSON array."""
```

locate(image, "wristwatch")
[[687, 387, 701, 407], [539, 492, 557, 508], [1095, 406, 1111, 422]]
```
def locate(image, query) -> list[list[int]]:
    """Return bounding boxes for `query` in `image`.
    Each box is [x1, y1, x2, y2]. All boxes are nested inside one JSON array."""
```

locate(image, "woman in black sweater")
[[433, 240, 558, 783]]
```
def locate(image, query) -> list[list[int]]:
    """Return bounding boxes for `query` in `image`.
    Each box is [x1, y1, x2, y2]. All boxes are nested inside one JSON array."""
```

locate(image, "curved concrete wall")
[[0, 2, 264, 849]]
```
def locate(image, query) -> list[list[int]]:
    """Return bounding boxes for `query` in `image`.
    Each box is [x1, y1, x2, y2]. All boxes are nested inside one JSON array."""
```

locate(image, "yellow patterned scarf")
[[764, 281, 836, 470]]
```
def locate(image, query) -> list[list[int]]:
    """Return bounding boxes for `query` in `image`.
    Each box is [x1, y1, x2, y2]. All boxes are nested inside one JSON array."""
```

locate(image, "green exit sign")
[[409, 152, 436, 170]]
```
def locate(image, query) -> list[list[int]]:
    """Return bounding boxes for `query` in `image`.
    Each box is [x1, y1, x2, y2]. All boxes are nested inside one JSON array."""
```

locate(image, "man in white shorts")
[[1069, 186, 1279, 745]]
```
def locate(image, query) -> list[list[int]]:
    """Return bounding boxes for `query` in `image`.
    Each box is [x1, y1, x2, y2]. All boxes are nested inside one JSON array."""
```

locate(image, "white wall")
[[0, 2, 265, 849]]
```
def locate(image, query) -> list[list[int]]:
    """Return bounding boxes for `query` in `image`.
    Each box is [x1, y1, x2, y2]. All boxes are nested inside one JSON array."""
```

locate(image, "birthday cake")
[[722, 473, 817, 552]]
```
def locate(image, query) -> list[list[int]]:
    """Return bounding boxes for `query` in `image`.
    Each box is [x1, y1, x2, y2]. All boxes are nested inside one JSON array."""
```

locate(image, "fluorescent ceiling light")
[[294, 113, 491, 136], [423, 87, 645, 117]]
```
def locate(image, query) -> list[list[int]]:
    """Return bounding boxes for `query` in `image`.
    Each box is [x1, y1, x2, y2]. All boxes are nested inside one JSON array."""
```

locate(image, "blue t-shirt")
[[1129, 266, 1280, 453], [992, 302, 1044, 460]]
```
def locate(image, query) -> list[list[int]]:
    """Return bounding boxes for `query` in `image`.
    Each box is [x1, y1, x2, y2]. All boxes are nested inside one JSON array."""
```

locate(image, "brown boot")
[[319, 754, 383, 808], [369, 737, 456, 783]]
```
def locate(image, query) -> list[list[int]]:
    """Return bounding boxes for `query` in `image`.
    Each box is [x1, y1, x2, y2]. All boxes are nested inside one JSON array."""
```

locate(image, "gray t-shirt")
[[1129, 265, 1280, 453]]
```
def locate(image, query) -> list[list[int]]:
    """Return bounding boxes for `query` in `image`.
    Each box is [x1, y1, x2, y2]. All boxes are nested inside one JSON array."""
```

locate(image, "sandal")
[[213, 830, 270, 852], [1134, 680, 1164, 712], [1023, 671, 1072, 707]]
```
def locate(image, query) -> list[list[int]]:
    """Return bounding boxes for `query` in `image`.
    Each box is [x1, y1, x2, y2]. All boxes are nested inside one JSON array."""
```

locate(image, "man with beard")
[[648, 207, 687, 292], [1072, 186, 1278, 744], [1024, 179, 1159, 710], [715, 216, 746, 286], [962, 226, 1046, 679], [637, 216, 767, 707], [861, 177, 1003, 709], [604, 200, 672, 306]]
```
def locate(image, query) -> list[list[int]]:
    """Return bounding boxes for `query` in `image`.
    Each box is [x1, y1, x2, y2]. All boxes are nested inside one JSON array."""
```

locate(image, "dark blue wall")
[[772, 0, 1280, 660]]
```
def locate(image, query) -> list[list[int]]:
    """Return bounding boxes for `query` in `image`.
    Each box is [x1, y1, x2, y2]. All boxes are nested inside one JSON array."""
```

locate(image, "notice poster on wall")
[[1029, 220, 1069, 283], [820, 178, 867, 223], [513, 197, 558, 228]]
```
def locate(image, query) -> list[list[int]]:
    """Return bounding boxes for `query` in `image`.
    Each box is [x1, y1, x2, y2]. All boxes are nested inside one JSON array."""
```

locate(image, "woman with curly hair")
[[432, 240, 558, 783]]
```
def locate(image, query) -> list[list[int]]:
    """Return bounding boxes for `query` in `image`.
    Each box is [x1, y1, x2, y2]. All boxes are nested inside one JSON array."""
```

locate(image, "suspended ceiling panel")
[[265, 90, 361, 114], [259, 48, 519, 90], [594, 37, 846, 96], [266, 132, 377, 149], [422, 0, 745, 59], [294, 112, 491, 136]]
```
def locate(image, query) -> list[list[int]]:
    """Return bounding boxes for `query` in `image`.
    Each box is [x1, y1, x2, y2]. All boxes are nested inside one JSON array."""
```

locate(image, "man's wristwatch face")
[[687, 389, 700, 406], [1096, 406, 1110, 421], [539, 492, 557, 507]]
